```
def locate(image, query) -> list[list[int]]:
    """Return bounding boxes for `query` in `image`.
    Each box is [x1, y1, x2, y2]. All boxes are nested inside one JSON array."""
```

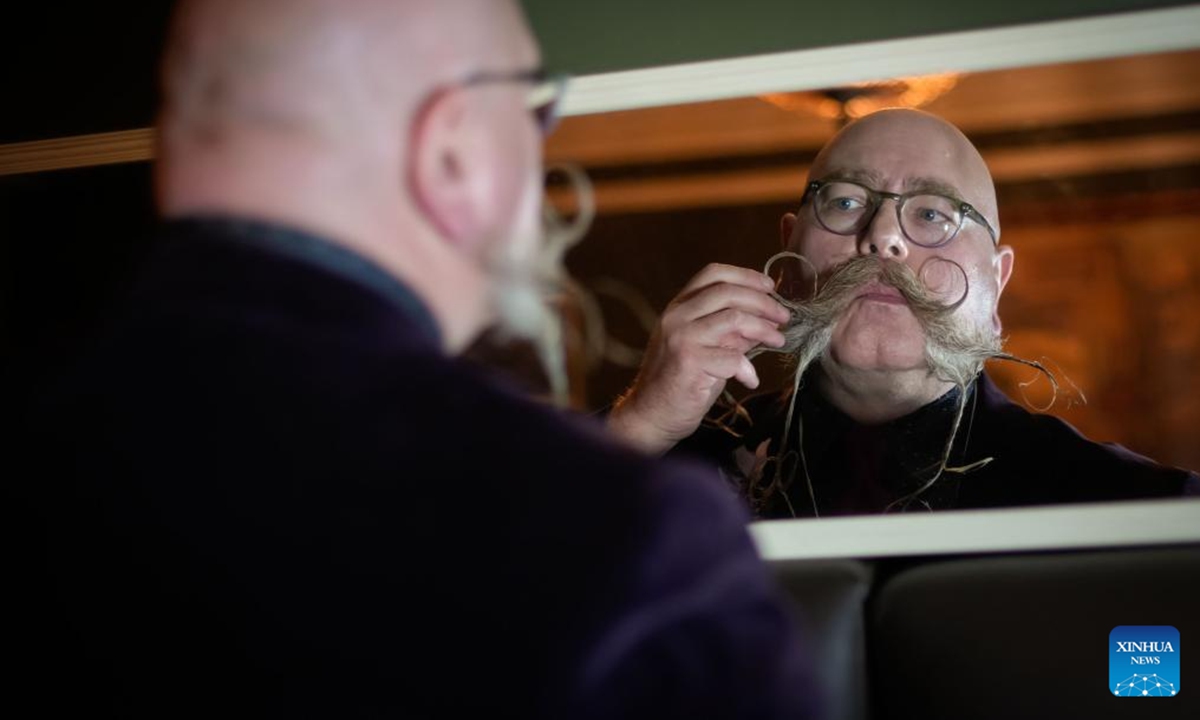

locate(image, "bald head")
[[160, 0, 535, 150], [155, 0, 550, 353], [780, 108, 1015, 421], [809, 109, 999, 238]]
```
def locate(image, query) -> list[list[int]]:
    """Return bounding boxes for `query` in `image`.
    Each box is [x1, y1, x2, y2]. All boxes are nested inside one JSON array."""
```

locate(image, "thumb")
[[733, 355, 760, 390]]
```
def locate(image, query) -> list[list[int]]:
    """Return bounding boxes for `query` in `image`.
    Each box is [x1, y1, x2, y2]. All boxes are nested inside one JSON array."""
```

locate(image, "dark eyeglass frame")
[[801, 178, 998, 247], [460, 67, 569, 136]]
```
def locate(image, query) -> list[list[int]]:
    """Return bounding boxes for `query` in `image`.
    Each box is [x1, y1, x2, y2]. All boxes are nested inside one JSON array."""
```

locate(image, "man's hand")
[[607, 263, 790, 454]]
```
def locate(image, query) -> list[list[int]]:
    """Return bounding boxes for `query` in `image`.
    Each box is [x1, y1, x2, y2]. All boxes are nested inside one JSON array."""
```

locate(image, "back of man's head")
[[155, 0, 550, 352]]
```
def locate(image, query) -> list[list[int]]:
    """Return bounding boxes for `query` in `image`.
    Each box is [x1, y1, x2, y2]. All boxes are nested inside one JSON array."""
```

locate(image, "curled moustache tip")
[[761, 250, 816, 308], [542, 161, 595, 247], [916, 255, 970, 310]]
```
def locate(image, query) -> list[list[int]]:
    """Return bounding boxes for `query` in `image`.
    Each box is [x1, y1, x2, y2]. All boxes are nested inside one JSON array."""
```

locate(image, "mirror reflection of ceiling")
[[545, 49, 1200, 214]]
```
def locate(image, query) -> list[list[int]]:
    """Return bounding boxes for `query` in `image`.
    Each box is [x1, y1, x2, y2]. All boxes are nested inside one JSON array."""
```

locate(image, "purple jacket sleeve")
[[569, 460, 819, 720]]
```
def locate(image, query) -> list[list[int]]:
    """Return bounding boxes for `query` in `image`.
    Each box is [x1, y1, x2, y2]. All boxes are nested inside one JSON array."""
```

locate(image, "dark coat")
[[14, 217, 815, 719], [676, 371, 1199, 519]]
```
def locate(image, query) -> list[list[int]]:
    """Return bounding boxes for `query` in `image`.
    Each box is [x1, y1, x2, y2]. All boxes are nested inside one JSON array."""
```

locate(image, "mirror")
[[541, 40, 1200, 491]]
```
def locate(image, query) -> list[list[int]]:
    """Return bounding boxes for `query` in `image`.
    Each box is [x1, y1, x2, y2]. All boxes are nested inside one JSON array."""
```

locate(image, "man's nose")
[[856, 199, 909, 261]]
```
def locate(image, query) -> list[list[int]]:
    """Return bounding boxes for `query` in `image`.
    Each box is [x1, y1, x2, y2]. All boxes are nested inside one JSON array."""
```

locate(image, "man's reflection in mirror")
[[605, 108, 1200, 518]]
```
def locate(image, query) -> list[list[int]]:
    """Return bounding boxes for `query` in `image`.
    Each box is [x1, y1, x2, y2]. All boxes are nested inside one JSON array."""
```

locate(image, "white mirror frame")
[[561, 4, 1200, 116], [2, 5, 1199, 176], [751, 498, 1200, 561], [555, 3, 1200, 560]]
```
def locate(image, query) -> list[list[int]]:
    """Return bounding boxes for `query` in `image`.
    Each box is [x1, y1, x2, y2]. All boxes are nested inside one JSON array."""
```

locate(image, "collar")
[[784, 374, 980, 512], [163, 215, 443, 347]]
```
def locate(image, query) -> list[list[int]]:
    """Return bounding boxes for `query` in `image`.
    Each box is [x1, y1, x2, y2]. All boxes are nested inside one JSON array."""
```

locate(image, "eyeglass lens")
[[814, 181, 963, 248]]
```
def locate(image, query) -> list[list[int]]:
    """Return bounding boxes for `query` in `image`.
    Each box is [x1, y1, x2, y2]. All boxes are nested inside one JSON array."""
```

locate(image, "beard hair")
[[746, 252, 1005, 515], [769, 253, 1003, 386], [483, 164, 595, 406]]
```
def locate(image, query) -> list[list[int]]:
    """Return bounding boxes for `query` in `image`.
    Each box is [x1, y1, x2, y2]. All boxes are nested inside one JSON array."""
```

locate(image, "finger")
[[691, 347, 759, 386], [679, 262, 776, 296], [682, 310, 787, 350], [670, 284, 791, 326], [733, 355, 760, 390]]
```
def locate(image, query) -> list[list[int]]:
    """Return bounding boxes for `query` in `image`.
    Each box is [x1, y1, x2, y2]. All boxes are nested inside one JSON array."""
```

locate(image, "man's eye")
[[914, 207, 952, 224], [830, 197, 865, 212]]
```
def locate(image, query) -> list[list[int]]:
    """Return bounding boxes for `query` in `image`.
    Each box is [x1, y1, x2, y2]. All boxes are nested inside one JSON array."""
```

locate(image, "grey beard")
[[761, 252, 1002, 388], [486, 164, 595, 406], [743, 252, 1006, 516]]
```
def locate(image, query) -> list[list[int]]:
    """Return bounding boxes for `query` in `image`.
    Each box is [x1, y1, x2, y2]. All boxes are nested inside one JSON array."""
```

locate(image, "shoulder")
[[960, 374, 1197, 504], [439, 359, 750, 519]]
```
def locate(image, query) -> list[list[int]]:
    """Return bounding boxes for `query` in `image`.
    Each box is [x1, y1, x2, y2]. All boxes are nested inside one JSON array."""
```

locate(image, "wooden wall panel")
[[560, 201, 1200, 473]]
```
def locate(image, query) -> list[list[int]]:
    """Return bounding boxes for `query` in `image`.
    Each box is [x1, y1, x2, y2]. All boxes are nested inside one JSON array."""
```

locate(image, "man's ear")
[[407, 88, 485, 248], [992, 244, 1015, 332], [780, 212, 798, 249], [995, 244, 1015, 294]]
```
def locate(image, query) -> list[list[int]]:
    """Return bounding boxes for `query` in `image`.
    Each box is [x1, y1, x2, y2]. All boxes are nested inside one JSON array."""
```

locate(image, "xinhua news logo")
[[1110, 626, 1179, 697]]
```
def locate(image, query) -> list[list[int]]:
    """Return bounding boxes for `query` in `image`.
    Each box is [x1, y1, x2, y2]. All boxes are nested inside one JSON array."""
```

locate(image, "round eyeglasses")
[[803, 179, 998, 248], [459, 68, 569, 136]]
